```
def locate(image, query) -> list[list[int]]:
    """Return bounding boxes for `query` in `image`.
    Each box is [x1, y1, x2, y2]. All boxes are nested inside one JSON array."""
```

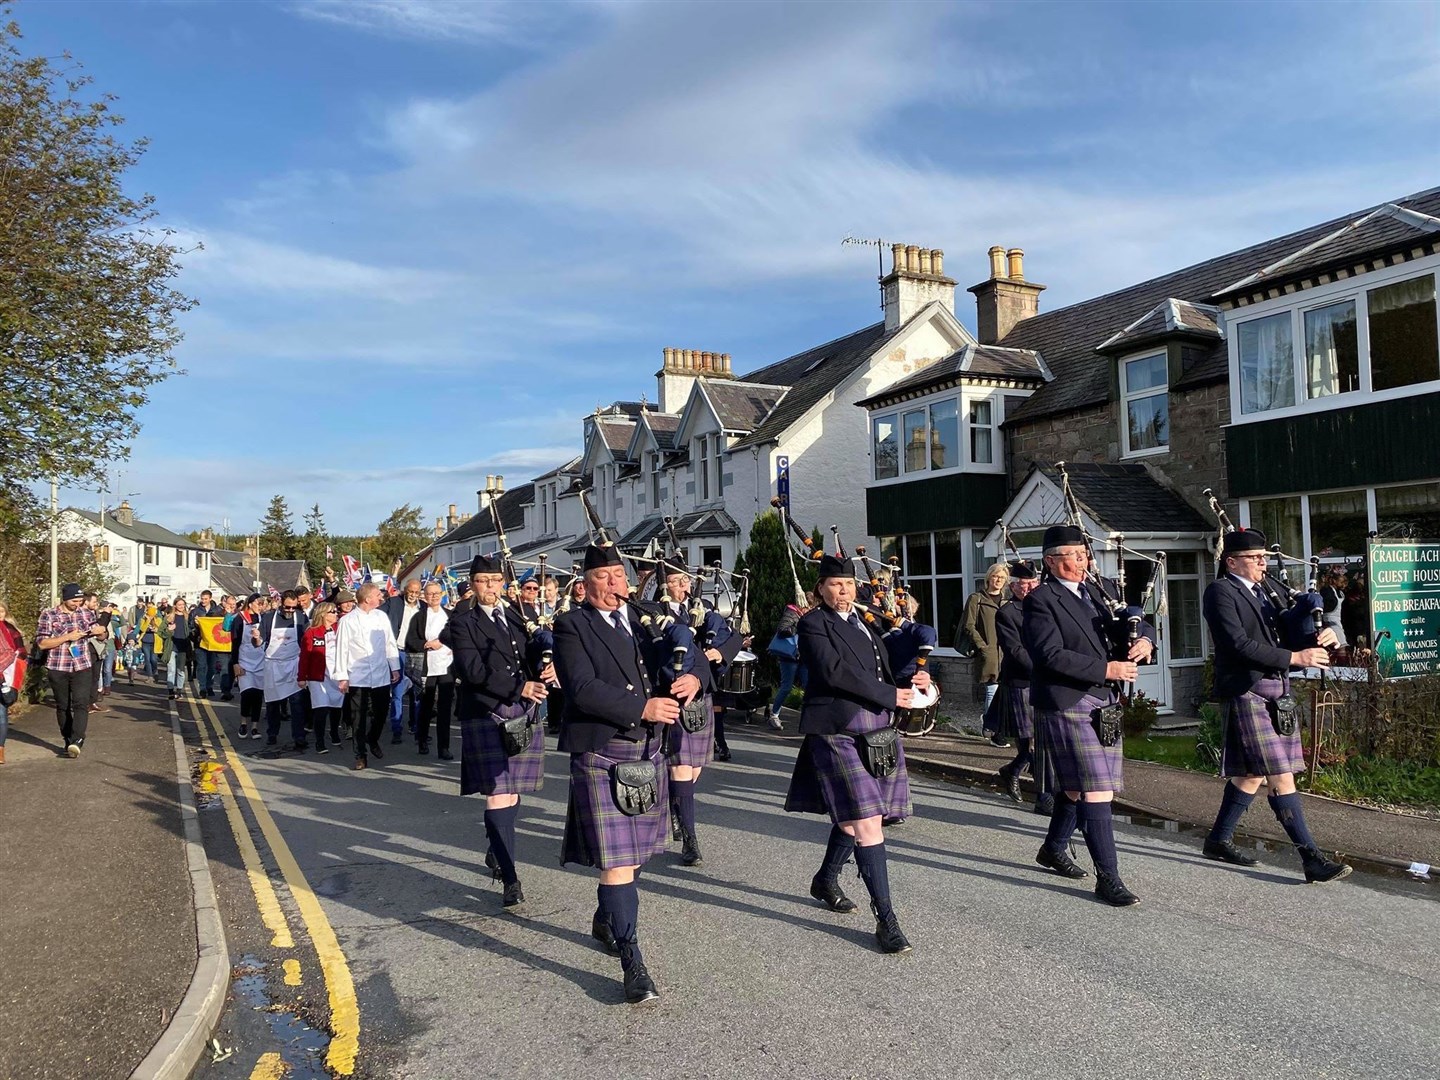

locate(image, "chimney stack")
[[880, 243, 956, 331], [114, 499, 135, 527], [197, 527, 216, 552], [657, 344, 734, 412], [435, 516, 444, 537], [969, 243, 1045, 345], [244, 534, 260, 577]]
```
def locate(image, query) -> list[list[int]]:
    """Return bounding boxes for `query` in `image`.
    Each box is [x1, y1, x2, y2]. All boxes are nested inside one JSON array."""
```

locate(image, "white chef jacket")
[[328, 606, 400, 687]]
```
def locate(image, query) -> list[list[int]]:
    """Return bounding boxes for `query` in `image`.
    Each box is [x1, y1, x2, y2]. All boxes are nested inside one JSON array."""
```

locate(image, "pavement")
[[0, 681, 198, 1080]]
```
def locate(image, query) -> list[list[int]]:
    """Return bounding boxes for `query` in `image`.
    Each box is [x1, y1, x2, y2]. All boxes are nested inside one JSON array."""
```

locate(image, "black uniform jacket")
[[404, 606, 455, 683], [994, 600, 1031, 689], [554, 603, 661, 754], [1022, 578, 1155, 711], [1203, 575, 1293, 699], [442, 603, 540, 720], [796, 605, 897, 736]]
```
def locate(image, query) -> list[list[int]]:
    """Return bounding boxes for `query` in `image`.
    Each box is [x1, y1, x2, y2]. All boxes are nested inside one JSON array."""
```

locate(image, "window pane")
[[1238, 312, 1295, 414], [1247, 496, 1302, 559], [877, 535, 900, 564], [1166, 551, 1198, 577], [1166, 577, 1203, 659], [1304, 299, 1359, 398], [873, 414, 898, 480], [902, 410, 927, 473], [906, 578, 934, 629], [929, 399, 958, 470], [1369, 274, 1439, 391], [1125, 353, 1167, 392], [970, 532, 987, 581], [1376, 482, 1440, 541], [934, 529, 964, 575], [1309, 489, 1368, 561], [969, 400, 993, 464], [1126, 394, 1169, 451], [906, 532, 933, 576], [936, 578, 967, 641]]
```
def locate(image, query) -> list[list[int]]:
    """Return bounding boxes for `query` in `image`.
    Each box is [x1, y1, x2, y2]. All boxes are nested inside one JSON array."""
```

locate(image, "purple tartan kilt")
[[995, 682, 1034, 741], [460, 702, 545, 797], [561, 736, 670, 870], [665, 694, 714, 767], [785, 707, 912, 824], [1037, 693, 1123, 794], [1221, 678, 1305, 778]]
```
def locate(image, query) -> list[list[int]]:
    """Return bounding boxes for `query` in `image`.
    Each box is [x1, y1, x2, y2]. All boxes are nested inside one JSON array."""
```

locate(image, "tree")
[[257, 495, 296, 560], [296, 503, 329, 585], [738, 511, 821, 684], [0, 19, 194, 508], [371, 503, 429, 573]]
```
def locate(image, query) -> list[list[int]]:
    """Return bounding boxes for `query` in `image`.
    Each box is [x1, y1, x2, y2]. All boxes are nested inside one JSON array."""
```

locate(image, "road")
[[184, 695, 1439, 1080]]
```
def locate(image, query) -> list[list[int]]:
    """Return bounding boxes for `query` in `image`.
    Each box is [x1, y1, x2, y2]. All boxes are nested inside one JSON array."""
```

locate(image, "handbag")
[[1089, 703, 1124, 748], [0, 676, 16, 708], [609, 759, 660, 817], [766, 632, 799, 660], [853, 726, 901, 779]]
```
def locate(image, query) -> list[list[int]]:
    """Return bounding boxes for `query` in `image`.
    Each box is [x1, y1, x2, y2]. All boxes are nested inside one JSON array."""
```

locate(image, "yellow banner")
[[196, 616, 232, 652]]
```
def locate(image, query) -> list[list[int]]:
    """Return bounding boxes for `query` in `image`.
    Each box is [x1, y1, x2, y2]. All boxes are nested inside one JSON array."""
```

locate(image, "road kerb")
[[128, 698, 230, 1080]]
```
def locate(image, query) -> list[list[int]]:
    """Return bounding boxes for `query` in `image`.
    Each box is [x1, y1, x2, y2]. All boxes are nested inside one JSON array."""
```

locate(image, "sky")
[[19, 0, 1440, 537]]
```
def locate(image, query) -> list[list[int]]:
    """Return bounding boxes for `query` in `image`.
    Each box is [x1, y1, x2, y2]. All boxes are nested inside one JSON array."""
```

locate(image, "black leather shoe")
[[368, 741, 383, 759], [714, 745, 732, 762], [438, 750, 455, 760], [989, 733, 1012, 748], [995, 765, 1022, 804], [1203, 838, 1259, 866], [485, 851, 501, 882], [623, 964, 659, 1004], [1034, 792, 1056, 817], [591, 914, 620, 955], [680, 832, 703, 866], [873, 906, 912, 954], [417, 740, 429, 755], [671, 809, 682, 842], [1095, 871, 1141, 906], [502, 880, 525, 907], [1036, 844, 1088, 879], [1300, 845, 1353, 884], [809, 876, 858, 913]]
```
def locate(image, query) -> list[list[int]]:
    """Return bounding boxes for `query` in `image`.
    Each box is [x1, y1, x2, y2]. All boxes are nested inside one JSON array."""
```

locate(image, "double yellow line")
[[185, 692, 360, 1076]]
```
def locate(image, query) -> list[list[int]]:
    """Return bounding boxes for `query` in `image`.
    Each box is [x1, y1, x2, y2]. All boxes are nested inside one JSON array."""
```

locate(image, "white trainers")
[[65, 743, 81, 758], [767, 712, 783, 731]]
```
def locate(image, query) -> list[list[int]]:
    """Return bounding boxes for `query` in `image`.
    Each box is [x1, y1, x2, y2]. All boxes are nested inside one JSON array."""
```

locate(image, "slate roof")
[[616, 517, 666, 549], [70, 509, 202, 550], [438, 484, 534, 545], [597, 418, 636, 455], [1094, 298, 1223, 355], [730, 322, 905, 450], [262, 560, 311, 590], [672, 508, 740, 538], [856, 343, 1047, 407], [1039, 463, 1209, 534], [1003, 185, 1440, 424], [703, 380, 788, 432], [211, 548, 245, 566], [534, 456, 582, 481], [209, 564, 255, 599], [644, 414, 682, 450], [207, 559, 309, 598]]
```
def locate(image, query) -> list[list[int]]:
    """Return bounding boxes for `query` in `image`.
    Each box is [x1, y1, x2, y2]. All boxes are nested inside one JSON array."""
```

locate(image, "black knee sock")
[[505, 800, 520, 865], [1207, 782, 1256, 844], [817, 825, 855, 884], [1010, 737, 1034, 774], [1268, 791, 1316, 850], [1044, 794, 1079, 850], [853, 842, 893, 919], [1077, 801, 1119, 877], [671, 779, 697, 835], [484, 806, 519, 884], [713, 711, 728, 749], [597, 882, 643, 968]]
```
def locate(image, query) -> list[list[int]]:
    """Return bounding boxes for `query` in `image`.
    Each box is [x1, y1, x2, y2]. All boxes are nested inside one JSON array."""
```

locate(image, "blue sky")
[[22, 0, 1439, 536]]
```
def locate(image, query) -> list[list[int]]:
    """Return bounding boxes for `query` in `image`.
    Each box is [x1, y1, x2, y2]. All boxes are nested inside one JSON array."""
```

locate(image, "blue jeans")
[[102, 651, 116, 690], [0, 698, 8, 747], [980, 681, 999, 730], [197, 649, 226, 695], [142, 642, 157, 677], [166, 649, 189, 691], [771, 659, 808, 714], [390, 674, 416, 735]]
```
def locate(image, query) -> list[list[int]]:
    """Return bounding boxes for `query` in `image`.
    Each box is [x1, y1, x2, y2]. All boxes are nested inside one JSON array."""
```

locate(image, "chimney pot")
[[988, 246, 1006, 279], [448, 503, 457, 516], [905, 244, 920, 272], [932, 249, 944, 275], [721, 352, 731, 373], [891, 243, 906, 273], [663, 347, 674, 368], [919, 248, 933, 275], [1007, 247, 1025, 281]]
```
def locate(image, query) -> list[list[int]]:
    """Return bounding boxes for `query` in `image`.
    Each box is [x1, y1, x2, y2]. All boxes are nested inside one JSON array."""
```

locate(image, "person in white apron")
[[301, 602, 345, 753], [230, 595, 267, 738], [261, 591, 309, 751]]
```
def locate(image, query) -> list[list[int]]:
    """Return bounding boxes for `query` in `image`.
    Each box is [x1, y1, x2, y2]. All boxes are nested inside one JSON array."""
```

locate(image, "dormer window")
[[1120, 352, 1168, 456]]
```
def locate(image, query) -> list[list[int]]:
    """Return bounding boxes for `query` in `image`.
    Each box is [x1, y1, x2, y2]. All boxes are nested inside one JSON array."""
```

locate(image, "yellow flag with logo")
[[196, 616, 232, 652]]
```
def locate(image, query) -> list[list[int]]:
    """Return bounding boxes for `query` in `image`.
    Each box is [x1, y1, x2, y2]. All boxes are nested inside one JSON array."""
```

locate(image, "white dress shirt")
[[396, 600, 421, 649], [328, 606, 400, 687], [423, 607, 452, 677]]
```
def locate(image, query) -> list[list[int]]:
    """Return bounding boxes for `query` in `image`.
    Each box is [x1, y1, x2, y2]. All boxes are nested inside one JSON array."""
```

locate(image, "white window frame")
[[879, 527, 990, 654], [872, 412, 900, 481], [696, 436, 711, 502], [142, 544, 157, 565], [1163, 551, 1207, 665], [965, 392, 1003, 471], [1227, 253, 1440, 425], [1118, 350, 1170, 458], [714, 435, 727, 498], [868, 389, 1014, 486], [1240, 480, 1439, 566]]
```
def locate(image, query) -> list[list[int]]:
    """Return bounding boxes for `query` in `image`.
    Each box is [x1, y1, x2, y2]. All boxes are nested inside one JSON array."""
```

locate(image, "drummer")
[[882, 595, 939, 730]]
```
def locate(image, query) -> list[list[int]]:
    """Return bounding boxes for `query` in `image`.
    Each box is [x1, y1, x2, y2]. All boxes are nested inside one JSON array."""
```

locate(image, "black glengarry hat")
[[659, 555, 690, 578], [582, 543, 624, 572], [1221, 528, 1268, 558], [1042, 524, 1086, 551], [817, 553, 853, 580], [469, 553, 503, 578], [1009, 559, 1039, 580]]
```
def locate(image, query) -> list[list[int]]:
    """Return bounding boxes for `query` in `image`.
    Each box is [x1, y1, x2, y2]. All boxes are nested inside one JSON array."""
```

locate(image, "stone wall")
[[1006, 400, 1115, 490]]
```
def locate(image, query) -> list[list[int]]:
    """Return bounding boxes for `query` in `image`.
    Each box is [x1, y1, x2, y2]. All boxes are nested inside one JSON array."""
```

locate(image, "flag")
[[195, 616, 231, 651], [267, 585, 281, 601], [342, 554, 362, 586], [325, 544, 334, 559]]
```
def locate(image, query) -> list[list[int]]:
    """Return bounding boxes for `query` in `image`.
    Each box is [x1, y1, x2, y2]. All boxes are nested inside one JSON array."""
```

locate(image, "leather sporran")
[[609, 760, 660, 817], [854, 726, 901, 779], [499, 714, 534, 756], [1090, 703, 1124, 748], [1267, 695, 1299, 738], [678, 697, 709, 733]]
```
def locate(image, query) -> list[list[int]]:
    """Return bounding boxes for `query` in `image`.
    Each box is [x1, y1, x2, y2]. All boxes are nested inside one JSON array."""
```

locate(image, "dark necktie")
[[610, 610, 629, 637]]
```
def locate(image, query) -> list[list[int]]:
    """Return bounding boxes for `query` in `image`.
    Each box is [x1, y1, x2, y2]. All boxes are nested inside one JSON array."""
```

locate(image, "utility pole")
[[50, 479, 59, 604]]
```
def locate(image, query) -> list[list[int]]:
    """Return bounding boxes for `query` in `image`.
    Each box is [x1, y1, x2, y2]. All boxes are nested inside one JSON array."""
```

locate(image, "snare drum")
[[893, 682, 940, 737], [719, 650, 757, 695]]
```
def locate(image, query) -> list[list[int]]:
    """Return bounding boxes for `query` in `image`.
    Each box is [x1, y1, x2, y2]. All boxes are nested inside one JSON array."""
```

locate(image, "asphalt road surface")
[[189, 698, 1438, 1080]]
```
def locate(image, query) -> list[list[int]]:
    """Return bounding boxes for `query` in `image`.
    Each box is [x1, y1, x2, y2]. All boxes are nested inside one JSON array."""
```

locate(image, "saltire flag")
[[342, 554, 362, 586], [325, 544, 334, 559], [195, 615, 231, 651], [267, 585, 281, 600]]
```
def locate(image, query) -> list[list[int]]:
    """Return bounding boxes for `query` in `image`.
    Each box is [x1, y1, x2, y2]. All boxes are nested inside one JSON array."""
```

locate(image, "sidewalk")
[[0, 683, 200, 1079], [750, 711, 1440, 871]]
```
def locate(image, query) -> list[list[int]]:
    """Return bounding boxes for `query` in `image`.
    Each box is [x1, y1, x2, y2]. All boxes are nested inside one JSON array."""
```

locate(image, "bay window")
[[1304, 299, 1359, 398], [1120, 352, 1169, 454], [873, 414, 898, 480], [1238, 311, 1295, 415], [968, 400, 995, 464], [1369, 273, 1439, 391]]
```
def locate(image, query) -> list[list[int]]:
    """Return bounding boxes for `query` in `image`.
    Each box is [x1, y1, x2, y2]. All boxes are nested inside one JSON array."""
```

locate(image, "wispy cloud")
[[287, 0, 574, 45]]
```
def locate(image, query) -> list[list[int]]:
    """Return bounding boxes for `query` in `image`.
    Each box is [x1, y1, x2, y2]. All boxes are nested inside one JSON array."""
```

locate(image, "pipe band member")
[[784, 553, 922, 954], [554, 542, 680, 1005], [1023, 525, 1155, 907], [656, 556, 721, 867], [442, 554, 555, 909], [1201, 528, 1350, 883], [993, 559, 1047, 807]]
